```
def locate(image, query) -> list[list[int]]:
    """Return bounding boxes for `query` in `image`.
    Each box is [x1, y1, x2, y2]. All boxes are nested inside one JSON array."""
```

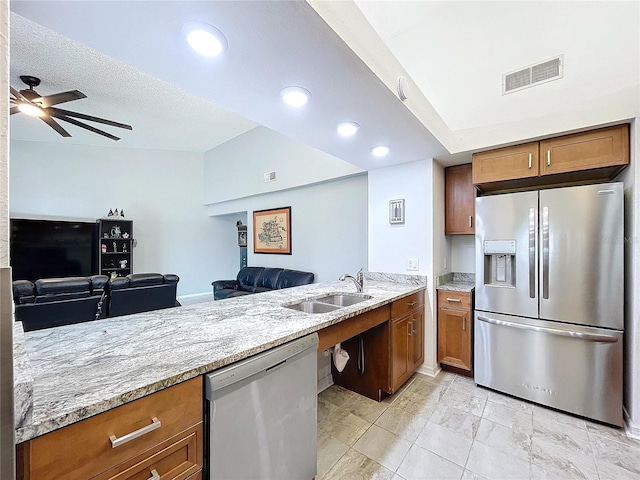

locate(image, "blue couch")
[[212, 266, 314, 300]]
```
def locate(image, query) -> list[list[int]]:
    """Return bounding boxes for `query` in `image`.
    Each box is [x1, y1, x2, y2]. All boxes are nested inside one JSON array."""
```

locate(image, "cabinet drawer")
[[92, 424, 202, 480], [21, 377, 202, 480], [391, 290, 425, 319], [437, 290, 472, 310]]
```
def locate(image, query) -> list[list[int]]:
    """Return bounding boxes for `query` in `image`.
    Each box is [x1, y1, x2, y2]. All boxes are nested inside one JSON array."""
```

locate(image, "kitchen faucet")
[[339, 269, 364, 292]]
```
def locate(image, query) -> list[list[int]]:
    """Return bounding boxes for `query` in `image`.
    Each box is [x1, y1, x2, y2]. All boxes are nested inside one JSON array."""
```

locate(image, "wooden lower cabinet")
[[331, 289, 426, 401], [437, 290, 473, 375], [16, 377, 203, 480]]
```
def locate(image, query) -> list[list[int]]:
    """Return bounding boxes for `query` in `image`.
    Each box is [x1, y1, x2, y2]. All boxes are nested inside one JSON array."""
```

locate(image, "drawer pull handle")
[[110, 417, 162, 448], [462, 315, 466, 331], [528, 153, 532, 169], [446, 298, 462, 303], [408, 320, 413, 336], [407, 301, 417, 306], [150, 469, 160, 480], [412, 319, 417, 335], [547, 150, 551, 166]]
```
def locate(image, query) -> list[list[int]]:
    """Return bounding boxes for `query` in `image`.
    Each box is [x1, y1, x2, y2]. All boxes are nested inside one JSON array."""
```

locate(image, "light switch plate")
[[407, 258, 419, 271]]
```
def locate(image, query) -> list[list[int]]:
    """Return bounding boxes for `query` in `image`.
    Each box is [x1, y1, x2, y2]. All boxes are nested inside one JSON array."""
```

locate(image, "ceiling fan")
[[9, 75, 133, 141]]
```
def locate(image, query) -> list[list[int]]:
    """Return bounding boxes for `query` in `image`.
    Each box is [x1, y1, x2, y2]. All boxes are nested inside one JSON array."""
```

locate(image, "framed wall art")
[[253, 206, 292, 254], [389, 199, 405, 224]]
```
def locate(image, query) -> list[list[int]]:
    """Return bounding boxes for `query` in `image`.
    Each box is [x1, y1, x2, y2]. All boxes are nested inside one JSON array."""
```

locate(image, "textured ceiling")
[[10, 14, 258, 152]]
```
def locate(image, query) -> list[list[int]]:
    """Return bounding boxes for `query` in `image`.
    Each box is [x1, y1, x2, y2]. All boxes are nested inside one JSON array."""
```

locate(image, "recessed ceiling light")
[[371, 145, 390, 157], [280, 86, 311, 107], [337, 122, 360, 137], [184, 22, 227, 57], [18, 103, 44, 117]]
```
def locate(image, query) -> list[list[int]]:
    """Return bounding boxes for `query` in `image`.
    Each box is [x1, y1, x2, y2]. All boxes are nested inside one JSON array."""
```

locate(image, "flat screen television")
[[10, 218, 98, 282]]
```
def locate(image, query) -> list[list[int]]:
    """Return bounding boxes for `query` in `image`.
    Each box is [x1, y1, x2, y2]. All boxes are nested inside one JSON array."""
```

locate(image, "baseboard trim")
[[317, 374, 333, 394], [176, 292, 212, 305], [624, 406, 640, 440], [417, 364, 441, 379]]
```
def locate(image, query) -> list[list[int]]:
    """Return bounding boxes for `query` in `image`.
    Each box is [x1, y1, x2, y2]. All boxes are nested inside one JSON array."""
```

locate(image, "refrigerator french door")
[[474, 182, 624, 426]]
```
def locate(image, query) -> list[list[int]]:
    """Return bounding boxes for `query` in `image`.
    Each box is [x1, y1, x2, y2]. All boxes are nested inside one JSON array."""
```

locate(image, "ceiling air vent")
[[503, 55, 563, 95]]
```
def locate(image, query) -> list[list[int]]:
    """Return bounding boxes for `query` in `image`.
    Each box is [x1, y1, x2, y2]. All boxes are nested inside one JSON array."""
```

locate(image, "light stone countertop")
[[436, 272, 475, 292], [14, 273, 426, 443]]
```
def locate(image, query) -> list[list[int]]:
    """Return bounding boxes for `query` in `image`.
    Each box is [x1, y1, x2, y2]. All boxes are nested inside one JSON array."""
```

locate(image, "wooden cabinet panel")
[[437, 290, 472, 310], [437, 307, 472, 371], [409, 310, 424, 370], [445, 164, 475, 234], [92, 424, 202, 480], [472, 142, 539, 184], [391, 316, 411, 392], [540, 125, 629, 176], [391, 290, 424, 319], [18, 377, 203, 480]]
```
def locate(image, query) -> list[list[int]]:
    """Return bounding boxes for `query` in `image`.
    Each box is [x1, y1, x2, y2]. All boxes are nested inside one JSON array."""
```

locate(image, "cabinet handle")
[[468, 216, 472, 228], [446, 297, 462, 303], [547, 150, 551, 166], [407, 301, 417, 307], [528, 153, 532, 169], [109, 417, 162, 448], [150, 469, 160, 480], [408, 320, 413, 336], [462, 315, 466, 331], [411, 318, 417, 335]]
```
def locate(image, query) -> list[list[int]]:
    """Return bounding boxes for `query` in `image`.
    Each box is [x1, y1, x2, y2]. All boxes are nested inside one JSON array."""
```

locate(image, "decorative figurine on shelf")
[[122, 232, 130, 239], [108, 209, 114, 217], [110, 272, 118, 280], [120, 209, 125, 218], [110, 225, 121, 238], [113, 242, 117, 252], [101, 244, 107, 253], [119, 259, 128, 269], [114, 208, 119, 217], [123, 243, 128, 253]]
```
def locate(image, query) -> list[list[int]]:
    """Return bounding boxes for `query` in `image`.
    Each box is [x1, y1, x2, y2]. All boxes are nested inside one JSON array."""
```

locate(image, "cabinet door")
[[391, 316, 411, 392], [540, 124, 629, 176], [408, 310, 424, 371], [437, 307, 471, 371], [445, 164, 475, 234], [472, 142, 539, 184]]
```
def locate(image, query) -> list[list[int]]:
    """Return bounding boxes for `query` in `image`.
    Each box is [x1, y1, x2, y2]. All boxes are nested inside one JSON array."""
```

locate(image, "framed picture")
[[389, 199, 405, 224], [253, 206, 292, 254]]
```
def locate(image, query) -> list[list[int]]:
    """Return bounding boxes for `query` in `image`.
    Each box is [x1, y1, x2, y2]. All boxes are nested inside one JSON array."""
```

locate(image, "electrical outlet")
[[407, 258, 419, 271]]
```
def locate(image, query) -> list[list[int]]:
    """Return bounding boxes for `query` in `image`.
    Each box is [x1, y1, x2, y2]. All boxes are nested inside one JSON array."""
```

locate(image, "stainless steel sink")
[[284, 301, 342, 314], [313, 293, 373, 307], [283, 293, 373, 313]]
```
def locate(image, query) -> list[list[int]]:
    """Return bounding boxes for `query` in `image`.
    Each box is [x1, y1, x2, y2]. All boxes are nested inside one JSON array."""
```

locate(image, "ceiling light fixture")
[[337, 122, 360, 137], [17, 102, 44, 117], [371, 145, 390, 157], [280, 86, 311, 107], [184, 22, 227, 57]]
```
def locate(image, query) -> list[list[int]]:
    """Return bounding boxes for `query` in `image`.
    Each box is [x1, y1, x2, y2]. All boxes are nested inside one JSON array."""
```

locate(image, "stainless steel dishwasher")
[[205, 333, 318, 480]]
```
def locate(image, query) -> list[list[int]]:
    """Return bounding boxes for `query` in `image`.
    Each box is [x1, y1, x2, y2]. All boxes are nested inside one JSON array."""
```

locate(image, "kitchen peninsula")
[[14, 272, 426, 445]]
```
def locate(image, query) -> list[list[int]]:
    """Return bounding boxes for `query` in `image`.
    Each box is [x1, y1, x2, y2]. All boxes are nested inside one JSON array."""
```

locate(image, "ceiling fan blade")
[[40, 115, 72, 137], [10, 106, 20, 115], [51, 112, 121, 141], [10, 86, 28, 102], [49, 107, 132, 130], [36, 90, 87, 108]]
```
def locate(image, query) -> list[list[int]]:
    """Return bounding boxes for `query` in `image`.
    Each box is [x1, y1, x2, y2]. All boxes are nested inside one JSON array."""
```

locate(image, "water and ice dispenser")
[[483, 240, 516, 287]]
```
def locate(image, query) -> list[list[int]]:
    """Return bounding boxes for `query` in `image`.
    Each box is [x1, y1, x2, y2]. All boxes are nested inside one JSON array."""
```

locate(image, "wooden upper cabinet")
[[445, 164, 475, 235], [472, 142, 539, 184], [539, 125, 629, 176], [472, 124, 630, 192]]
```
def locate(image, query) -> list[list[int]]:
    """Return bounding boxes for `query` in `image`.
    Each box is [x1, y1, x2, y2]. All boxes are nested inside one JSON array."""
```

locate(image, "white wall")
[[10, 141, 218, 297], [450, 235, 475, 273], [203, 126, 363, 205], [368, 159, 439, 374], [207, 174, 368, 283], [618, 118, 640, 437]]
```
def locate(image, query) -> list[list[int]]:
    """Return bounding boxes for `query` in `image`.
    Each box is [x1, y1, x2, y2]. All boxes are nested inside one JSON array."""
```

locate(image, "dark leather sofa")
[[13, 273, 180, 331], [212, 266, 314, 300], [109, 273, 180, 317]]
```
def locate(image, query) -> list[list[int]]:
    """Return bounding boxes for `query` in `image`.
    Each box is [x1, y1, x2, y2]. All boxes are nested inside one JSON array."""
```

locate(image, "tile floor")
[[316, 371, 640, 480]]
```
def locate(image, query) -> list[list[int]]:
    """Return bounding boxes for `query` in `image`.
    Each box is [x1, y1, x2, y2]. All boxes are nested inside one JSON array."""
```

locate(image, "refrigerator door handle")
[[529, 207, 536, 298], [542, 206, 550, 299], [477, 316, 619, 343]]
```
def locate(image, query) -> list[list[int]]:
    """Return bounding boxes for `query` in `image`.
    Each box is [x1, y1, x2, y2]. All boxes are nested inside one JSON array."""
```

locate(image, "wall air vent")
[[503, 55, 563, 95], [263, 171, 276, 182]]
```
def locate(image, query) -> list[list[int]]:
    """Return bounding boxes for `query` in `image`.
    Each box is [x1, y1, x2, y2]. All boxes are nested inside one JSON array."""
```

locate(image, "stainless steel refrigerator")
[[474, 182, 624, 426]]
